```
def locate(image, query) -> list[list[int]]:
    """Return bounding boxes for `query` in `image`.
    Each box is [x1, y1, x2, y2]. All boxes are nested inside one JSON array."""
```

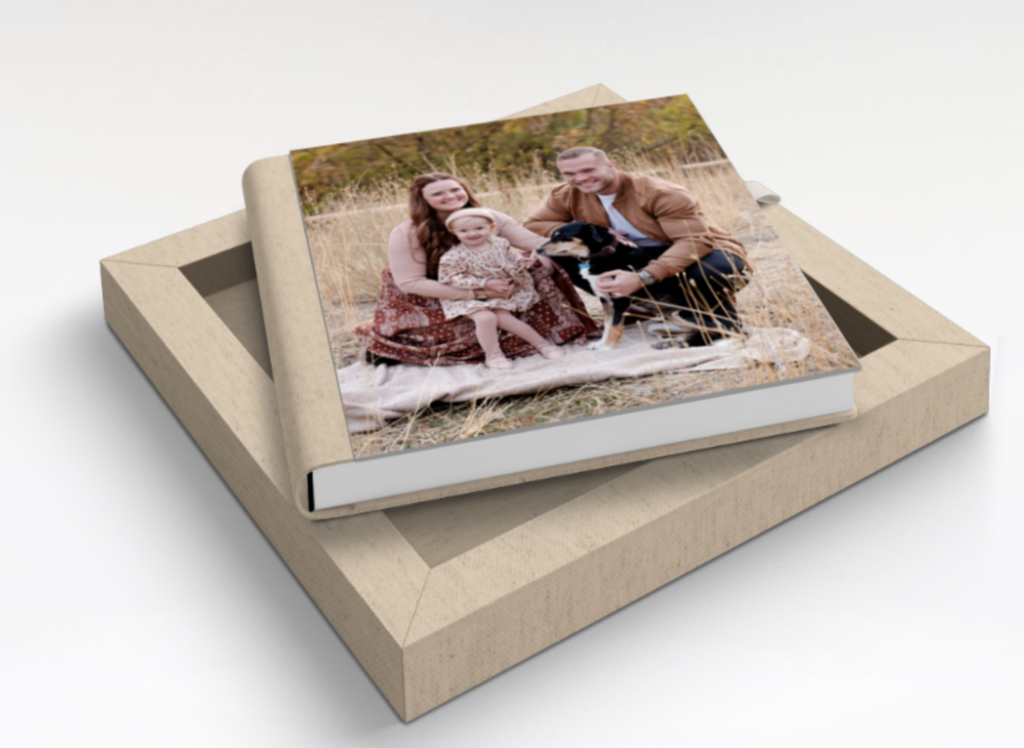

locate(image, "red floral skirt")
[[355, 266, 599, 365]]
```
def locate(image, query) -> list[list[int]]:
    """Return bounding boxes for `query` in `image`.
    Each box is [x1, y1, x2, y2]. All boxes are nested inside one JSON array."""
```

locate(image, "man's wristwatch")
[[637, 270, 658, 287]]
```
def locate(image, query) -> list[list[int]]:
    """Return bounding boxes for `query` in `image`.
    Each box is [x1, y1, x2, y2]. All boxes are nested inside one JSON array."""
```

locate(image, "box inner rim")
[[181, 242, 895, 567]]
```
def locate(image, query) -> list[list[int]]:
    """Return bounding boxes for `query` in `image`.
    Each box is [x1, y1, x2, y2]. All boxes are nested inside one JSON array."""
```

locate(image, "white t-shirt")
[[596, 193, 664, 248]]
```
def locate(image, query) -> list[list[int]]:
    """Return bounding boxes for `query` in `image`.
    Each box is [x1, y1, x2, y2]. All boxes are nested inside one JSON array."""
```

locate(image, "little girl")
[[439, 208, 566, 370]]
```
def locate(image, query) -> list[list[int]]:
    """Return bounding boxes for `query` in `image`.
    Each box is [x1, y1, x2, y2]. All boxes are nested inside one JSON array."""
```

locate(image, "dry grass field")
[[304, 154, 858, 457]]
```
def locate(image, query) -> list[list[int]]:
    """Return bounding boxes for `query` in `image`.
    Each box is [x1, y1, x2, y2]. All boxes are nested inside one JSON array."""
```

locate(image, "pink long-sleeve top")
[[388, 211, 547, 299]]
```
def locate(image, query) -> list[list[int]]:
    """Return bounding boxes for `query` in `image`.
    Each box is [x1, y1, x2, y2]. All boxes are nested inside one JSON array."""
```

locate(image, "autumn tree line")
[[292, 95, 727, 213]]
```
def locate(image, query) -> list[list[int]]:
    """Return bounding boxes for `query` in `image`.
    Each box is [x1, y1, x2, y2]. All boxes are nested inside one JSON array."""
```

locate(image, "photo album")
[[242, 93, 861, 518]]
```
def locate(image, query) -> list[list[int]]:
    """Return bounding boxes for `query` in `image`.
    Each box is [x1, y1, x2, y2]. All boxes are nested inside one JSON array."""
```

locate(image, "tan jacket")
[[524, 171, 748, 281]]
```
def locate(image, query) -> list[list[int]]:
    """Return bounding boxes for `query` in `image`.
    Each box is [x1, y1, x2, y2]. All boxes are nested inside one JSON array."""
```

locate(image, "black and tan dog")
[[540, 221, 749, 350], [538, 222, 683, 350]]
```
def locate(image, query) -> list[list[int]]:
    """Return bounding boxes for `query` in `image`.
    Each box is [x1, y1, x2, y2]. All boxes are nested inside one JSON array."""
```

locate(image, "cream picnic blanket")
[[337, 326, 810, 433]]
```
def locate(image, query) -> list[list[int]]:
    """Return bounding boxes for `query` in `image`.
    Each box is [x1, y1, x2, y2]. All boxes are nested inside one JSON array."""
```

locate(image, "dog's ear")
[[589, 223, 610, 247], [552, 223, 574, 240]]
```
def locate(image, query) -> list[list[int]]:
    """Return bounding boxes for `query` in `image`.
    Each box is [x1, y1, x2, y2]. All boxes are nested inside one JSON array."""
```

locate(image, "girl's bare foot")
[[539, 345, 565, 360], [485, 355, 514, 370]]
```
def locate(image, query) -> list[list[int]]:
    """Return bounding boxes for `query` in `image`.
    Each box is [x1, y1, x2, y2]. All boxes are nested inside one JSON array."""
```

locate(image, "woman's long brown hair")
[[408, 173, 481, 279]]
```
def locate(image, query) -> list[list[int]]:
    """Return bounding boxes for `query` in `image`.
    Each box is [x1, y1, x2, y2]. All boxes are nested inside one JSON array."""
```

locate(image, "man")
[[524, 147, 751, 343]]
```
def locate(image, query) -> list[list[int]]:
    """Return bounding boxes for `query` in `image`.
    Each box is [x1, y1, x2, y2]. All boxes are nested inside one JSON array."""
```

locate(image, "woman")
[[355, 173, 598, 365]]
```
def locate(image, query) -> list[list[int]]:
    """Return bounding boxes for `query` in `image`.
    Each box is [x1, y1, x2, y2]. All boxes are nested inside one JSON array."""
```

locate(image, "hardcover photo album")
[[243, 94, 861, 517]]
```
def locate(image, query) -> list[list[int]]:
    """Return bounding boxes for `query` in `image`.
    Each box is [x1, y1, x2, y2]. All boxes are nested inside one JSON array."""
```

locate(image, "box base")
[[101, 203, 988, 721]]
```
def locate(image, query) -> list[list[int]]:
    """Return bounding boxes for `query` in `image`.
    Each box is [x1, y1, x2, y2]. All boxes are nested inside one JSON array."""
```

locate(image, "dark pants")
[[552, 249, 749, 339], [653, 249, 748, 335]]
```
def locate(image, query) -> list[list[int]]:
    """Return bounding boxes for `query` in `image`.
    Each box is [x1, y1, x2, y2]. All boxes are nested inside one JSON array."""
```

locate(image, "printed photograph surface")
[[290, 95, 859, 457]]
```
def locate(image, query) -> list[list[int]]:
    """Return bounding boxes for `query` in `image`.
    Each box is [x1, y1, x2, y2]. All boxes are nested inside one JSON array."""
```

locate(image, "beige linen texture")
[[242, 86, 857, 520]]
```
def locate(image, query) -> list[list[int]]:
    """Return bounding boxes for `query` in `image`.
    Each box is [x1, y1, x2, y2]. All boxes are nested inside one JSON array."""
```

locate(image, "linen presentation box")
[[100, 90, 989, 722]]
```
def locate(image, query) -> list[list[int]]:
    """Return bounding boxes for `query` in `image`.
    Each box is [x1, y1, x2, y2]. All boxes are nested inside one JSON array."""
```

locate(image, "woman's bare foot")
[[539, 345, 565, 360], [485, 355, 514, 370]]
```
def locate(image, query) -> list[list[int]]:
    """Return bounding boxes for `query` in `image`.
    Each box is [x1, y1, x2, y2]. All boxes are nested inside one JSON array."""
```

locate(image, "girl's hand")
[[519, 250, 554, 272], [512, 250, 537, 267], [484, 278, 515, 299]]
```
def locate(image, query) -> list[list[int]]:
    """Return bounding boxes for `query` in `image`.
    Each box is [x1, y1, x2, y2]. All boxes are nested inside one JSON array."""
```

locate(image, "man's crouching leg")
[[671, 250, 748, 346]]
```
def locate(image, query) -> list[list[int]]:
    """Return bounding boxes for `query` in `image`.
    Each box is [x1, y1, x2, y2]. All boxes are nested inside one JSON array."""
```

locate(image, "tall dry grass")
[[303, 154, 859, 457]]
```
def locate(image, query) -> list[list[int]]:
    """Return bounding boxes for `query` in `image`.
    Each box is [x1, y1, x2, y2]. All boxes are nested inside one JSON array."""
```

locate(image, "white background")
[[2, 1, 1021, 744]]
